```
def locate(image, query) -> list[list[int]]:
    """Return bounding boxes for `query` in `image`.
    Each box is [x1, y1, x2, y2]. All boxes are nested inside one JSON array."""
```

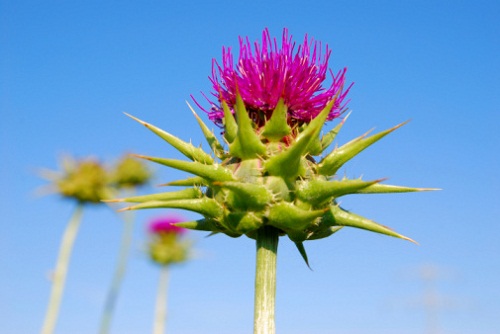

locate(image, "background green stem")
[[253, 226, 279, 334], [41, 204, 84, 334], [98, 210, 135, 334], [153, 266, 170, 334]]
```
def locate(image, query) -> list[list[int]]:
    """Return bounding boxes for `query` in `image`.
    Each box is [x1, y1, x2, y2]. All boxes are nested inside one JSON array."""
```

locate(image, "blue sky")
[[1, 1, 499, 333]]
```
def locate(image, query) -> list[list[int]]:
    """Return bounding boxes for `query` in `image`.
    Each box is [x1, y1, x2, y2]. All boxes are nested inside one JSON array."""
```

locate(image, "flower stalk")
[[98, 210, 135, 334], [254, 226, 279, 334], [41, 204, 84, 334], [153, 266, 170, 334]]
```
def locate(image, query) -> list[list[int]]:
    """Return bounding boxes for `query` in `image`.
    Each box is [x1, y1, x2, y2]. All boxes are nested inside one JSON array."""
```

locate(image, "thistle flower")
[[116, 28, 436, 333], [148, 216, 189, 266], [110, 155, 152, 189], [147, 216, 190, 334], [40, 155, 114, 203], [194, 28, 352, 128]]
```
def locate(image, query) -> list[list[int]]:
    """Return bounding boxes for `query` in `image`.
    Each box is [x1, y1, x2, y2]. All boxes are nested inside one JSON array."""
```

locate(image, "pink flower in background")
[[194, 28, 352, 127], [148, 215, 186, 235]]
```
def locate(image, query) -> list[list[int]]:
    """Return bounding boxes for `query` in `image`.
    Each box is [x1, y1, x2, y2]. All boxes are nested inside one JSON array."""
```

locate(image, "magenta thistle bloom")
[[194, 28, 352, 127], [149, 215, 186, 235]]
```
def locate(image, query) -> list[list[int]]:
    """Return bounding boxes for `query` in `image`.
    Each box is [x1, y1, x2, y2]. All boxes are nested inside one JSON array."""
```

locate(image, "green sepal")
[[261, 99, 291, 141], [265, 101, 334, 178], [119, 197, 224, 218], [307, 226, 343, 240], [355, 183, 440, 194], [326, 205, 416, 243], [232, 159, 263, 183], [109, 188, 202, 203], [134, 155, 234, 182], [318, 121, 408, 177], [319, 111, 351, 154], [163, 176, 208, 187], [229, 95, 266, 159], [305, 136, 323, 156], [222, 100, 237, 143], [267, 202, 328, 232], [296, 178, 381, 205], [224, 211, 263, 234], [215, 181, 272, 210], [175, 218, 219, 232], [125, 113, 213, 164], [294, 242, 311, 269], [187, 102, 227, 159]]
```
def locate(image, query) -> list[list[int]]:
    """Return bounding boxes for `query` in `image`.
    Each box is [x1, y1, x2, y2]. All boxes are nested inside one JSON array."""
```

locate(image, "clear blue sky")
[[1, 1, 499, 333]]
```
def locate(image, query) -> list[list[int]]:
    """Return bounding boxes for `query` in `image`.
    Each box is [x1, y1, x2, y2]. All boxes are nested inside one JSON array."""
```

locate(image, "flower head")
[[110, 155, 152, 189], [40, 155, 114, 204], [195, 28, 352, 127], [148, 215, 190, 266]]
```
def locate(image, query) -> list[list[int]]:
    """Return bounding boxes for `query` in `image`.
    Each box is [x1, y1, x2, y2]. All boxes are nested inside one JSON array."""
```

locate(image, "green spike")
[[296, 178, 382, 205], [125, 113, 214, 164], [305, 136, 323, 156], [267, 202, 328, 232], [186, 102, 227, 159], [118, 198, 224, 218], [306, 226, 343, 240], [261, 99, 292, 141], [319, 111, 351, 153], [229, 95, 266, 159], [294, 242, 311, 269], [355, 183, 441, 194], [224, 211, 263, 234], [175, 218, 219, 232], [215, 181, 272, 210], [265, 101, 334, 178], [326, 206, 416, 243], [133, 154, 234, 182], [232, 159, 263, 183], [318, 121, 408, 177], [107, 188, 202, 203], [162, 176, 208, 187], [222, 100, 238, 143]]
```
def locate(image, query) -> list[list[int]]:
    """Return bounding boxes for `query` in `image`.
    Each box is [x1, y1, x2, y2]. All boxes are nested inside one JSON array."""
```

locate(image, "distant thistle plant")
[[40, 156, 113, 334], [114, 28, 435, 334], [40, 155, 152, 334], [147, 216, 190, 334], [99, 155, 152, 334]]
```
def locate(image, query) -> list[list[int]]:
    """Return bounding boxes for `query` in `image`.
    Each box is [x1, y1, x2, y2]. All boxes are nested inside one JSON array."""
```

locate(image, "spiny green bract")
[[114, 96, 434, 264]]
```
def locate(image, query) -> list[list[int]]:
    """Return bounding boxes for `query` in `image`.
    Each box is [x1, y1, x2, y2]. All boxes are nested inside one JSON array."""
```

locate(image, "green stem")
[[98, 210, 135, 334], [153, 266, 170, 334], [253, 226, 279, 334], [41, 204, 84, 334]]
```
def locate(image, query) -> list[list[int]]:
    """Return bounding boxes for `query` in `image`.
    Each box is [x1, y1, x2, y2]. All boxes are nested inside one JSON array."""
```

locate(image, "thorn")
[[403, 235, 419, 245], [130, 153, 151, 161], [417, 187, 442, 191], [101, 199, 123, 203], [117, 207, 132, 212]]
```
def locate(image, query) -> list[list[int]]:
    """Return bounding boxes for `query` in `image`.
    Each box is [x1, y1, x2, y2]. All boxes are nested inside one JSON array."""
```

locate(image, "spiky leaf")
[[125, 113, 213, 164], [229, 95, 266, 159], [318, 121, 408, 176]]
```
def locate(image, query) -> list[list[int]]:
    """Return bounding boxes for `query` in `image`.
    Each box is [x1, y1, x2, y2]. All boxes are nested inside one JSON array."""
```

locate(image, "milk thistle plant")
[[40, 155, 151, 334], [99, 156, 152, 334], [115, 28, 434, 333], [39, 156, 114, 334], [147, 216, 190, 334]]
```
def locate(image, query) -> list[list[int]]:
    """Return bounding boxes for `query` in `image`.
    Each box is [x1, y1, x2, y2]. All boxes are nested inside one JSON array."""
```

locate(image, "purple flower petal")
[[148, 215, 186, 235], [196, 28, 352, 127]]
